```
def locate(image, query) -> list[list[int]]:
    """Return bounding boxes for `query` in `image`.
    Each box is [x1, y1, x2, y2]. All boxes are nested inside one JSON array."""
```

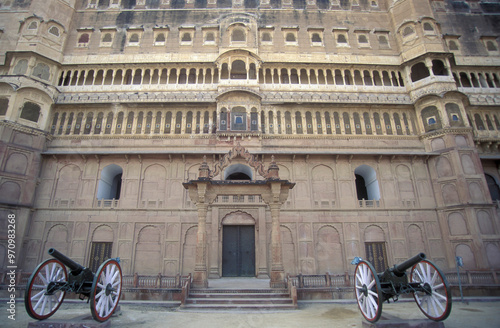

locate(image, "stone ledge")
[[55, 91, 413, 105]]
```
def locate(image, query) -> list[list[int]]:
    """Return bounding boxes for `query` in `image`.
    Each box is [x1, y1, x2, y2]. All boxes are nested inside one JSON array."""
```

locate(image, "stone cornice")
[[467, 94, 500, 106], [419, 127, 474, 140], [0, 120, 52, 139]]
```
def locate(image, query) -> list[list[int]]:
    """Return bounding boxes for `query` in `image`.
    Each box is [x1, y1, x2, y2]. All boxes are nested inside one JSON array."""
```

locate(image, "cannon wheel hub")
[[361, 284, 369, 297], [422, 282, 432, 295], [105, 283, 114, 296]]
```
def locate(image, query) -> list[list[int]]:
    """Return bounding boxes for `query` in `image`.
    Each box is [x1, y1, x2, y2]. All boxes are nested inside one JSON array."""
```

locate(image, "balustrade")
[[49, 107, 418, 139], [57, 64, 406, 93], [454, 70, 500, 92]]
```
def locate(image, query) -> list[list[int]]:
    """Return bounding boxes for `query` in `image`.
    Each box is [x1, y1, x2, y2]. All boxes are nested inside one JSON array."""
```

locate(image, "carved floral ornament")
[[198, 142, 279, 180]]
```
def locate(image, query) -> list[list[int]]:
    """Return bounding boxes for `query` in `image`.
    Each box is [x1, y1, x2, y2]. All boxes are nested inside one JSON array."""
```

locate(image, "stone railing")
[[96, 198, 120, 208], [4, 271, 191, 290], [213, 194, 263, 204], [286, 269, 500, 290], [357, 199, 381, 208]]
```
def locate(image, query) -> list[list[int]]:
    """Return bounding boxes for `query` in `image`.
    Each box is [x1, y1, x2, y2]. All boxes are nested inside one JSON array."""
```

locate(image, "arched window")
[[358, 35, 368, 44], [205, 32, 215, 42], [411, 62, 430, 82], [354, 165, 380, 201], [286, 33, 296, 42], [129, 33, 139, 43], [337, 34, 347, 44], [78, 33, 90, 44], [155, 33, 166, 42], [224, 164, 252, 180], [262, 32, 272, 42], [448, 40, 459, 51], [402, 26, 415, 37], [181, 32, 192, 42], [102, 33, 112, 42], [13, 59, 28, 75], [32, 62, 50, 80], [423, 22, 434, 32], [97, 164, 123, 200], [485, 174, 500, 201], [232, 28, 246, 42], [378, 35, 388, 46], [311, 33, 322, 43], [28, 21, 38, 30], [432, 60, 448, 76], [48, 26, 60, 37], [230, 60, 247, 79]]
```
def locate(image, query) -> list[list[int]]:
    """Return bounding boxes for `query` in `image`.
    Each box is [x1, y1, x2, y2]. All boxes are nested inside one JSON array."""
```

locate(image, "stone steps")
[[181, 289, 297, 311]]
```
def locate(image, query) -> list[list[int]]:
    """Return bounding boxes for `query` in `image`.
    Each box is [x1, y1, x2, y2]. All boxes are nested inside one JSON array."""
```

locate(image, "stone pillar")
[[269, 202, 285, 287], [193, 201, 209, 288]]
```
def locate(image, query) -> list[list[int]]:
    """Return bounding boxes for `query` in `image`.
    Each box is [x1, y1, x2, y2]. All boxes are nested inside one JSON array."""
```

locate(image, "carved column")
[[269, 201, 284, 286], [194, 199, 209, 288]]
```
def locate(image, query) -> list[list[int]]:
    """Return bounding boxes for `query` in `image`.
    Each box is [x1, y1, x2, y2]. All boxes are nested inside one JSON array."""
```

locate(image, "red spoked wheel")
[[410, 260, 452, 321], [354, 260, 383, 323], [24, 259, 67, 320], [90, 259, 122, 322]]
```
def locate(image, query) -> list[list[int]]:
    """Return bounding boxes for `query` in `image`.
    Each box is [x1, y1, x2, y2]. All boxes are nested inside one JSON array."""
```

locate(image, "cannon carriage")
[[24, 248, 122, 322], [354, 253, 452, 323]]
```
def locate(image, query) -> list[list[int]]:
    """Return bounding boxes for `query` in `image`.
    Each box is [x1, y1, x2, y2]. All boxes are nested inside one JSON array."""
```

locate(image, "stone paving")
[[4, 298, 500, 328]]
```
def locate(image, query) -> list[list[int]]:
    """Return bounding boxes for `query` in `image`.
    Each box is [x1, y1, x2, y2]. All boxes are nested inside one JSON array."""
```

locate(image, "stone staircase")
[[180, 288, 297, 311]]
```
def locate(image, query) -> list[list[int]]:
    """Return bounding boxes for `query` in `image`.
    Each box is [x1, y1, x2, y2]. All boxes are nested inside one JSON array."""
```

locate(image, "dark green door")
[[222, 225, 255, 277]]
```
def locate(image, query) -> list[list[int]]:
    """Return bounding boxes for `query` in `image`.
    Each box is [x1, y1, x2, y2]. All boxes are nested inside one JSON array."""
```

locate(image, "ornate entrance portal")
[[222, 225, 255, 277], [183, 143, 295, 288]]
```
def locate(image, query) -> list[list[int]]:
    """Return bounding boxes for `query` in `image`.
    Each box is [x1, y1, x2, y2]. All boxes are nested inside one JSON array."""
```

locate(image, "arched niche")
[[315, 225, 344, 274], [448, 212, 468, 235], [280, 226, 297, 275], [455, 244, 476, 269], [92, 225, 114, 242], [436, 156, 453, 178], [182, 226, 197, 275], [5, 152, 28, 175], [134, 225, 162, 275], [55, 164, 81, 200], [364, 225, 385, 242], [486, 243, 500, 268], [477, 210, 494, 235], [224, 163, 253, 180], [141, 164, 166, 202], [0, 181, 21, 204]]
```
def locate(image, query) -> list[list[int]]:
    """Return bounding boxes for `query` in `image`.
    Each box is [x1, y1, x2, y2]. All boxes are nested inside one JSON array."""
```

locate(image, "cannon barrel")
[[393, 252, 426, 276], [48, 248, 84, 274]]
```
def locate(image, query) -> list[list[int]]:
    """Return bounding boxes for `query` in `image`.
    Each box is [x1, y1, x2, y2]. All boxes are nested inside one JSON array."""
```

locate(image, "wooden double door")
[[222, 225, 255, 277]]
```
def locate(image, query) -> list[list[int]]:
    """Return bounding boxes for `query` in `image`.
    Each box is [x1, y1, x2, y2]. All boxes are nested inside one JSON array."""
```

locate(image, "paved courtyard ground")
[[3, 298, 500, 328]]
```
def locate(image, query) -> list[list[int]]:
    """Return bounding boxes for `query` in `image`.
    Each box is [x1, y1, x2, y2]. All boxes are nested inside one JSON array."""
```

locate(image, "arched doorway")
[[222, 212, 256, 277]]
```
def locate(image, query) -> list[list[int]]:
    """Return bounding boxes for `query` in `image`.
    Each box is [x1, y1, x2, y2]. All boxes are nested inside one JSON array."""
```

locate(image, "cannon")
[[354, 253, 452, 323], [24, 248, 122, 322]]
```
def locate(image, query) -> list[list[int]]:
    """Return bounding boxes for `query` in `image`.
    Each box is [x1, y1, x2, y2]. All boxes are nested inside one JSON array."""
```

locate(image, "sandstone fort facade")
[[1, 0, 500, 288]]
